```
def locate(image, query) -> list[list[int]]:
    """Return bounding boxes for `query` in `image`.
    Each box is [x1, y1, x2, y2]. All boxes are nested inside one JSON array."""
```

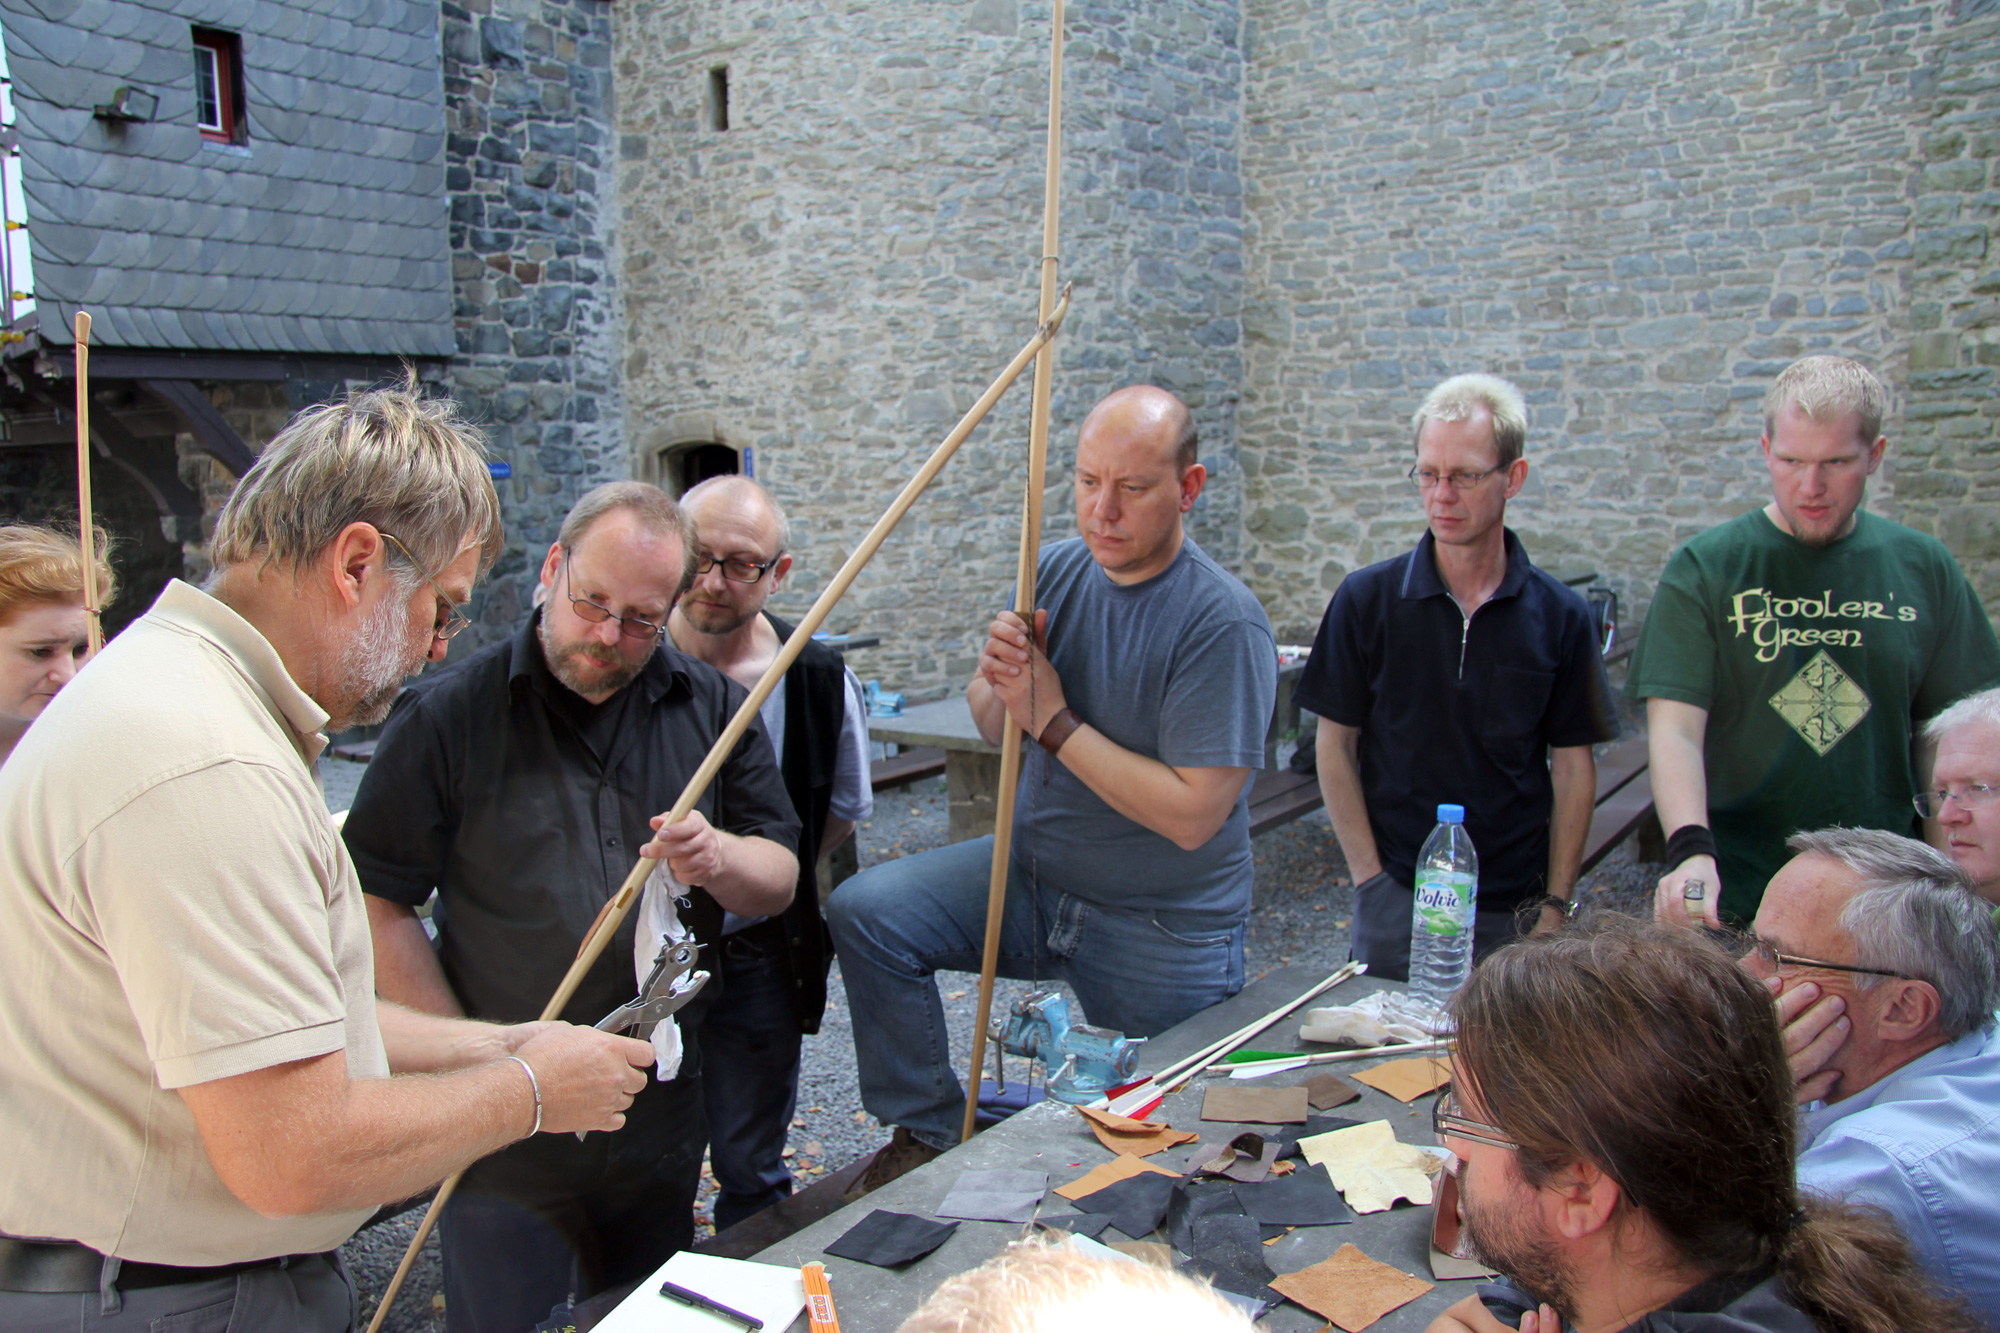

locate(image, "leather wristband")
[[1038, 707, 1084, 755], [1665, 823, 1720, 870]]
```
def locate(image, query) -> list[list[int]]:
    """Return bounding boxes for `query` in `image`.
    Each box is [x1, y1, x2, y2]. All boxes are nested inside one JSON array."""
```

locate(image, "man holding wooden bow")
[[829, 385, 1278, 1193], [345, 481, 800, 1332]]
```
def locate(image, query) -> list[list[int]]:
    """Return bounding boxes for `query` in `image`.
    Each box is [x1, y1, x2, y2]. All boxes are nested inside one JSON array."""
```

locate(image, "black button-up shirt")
[[343, 610, 801, 1031], [1294, 528, 1616, 906]]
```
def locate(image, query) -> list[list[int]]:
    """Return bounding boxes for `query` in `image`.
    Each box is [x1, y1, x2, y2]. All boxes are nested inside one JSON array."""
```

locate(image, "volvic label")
[[1414, 871, 1474, 936]]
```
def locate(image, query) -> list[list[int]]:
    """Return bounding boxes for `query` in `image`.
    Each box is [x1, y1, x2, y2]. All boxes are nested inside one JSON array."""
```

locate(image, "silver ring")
[[1682, 879, 1707, 901]]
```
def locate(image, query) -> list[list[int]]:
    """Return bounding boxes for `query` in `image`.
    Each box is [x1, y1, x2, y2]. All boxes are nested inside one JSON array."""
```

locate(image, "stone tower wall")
[[1896, 10, 2000, 611], [1239, 0, 2000, 645], [442, 0, 628, 641], [614, 0, 1246, 699]]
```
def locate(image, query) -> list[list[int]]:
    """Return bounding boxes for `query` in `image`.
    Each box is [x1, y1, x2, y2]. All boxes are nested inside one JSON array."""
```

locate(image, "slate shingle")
[[4, 0, 451, 356]]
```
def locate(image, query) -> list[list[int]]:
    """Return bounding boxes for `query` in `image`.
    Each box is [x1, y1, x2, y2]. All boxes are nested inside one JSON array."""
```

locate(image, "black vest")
[[764, 612, 848, 1035]]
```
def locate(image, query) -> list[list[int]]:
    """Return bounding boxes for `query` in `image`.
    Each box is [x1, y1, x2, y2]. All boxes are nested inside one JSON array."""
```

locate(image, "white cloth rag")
[[633, 860, 699, 1080], [1299, 989, 1439, 1047]]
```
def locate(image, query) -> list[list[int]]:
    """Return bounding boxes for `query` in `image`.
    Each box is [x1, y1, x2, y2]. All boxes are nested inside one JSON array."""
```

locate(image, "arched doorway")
[[658, 440, 740, 496]]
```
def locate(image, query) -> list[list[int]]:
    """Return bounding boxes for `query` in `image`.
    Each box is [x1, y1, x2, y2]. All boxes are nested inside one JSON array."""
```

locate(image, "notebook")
[[590, 1251, 807, 1333]]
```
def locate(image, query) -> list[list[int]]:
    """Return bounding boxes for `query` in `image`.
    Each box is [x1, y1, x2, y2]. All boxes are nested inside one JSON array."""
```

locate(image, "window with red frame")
[[192, 28, 243, 143]]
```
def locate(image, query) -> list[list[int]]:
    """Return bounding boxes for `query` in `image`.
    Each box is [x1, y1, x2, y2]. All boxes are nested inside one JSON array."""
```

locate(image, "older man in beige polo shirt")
[[0, 384, 655, 1331]]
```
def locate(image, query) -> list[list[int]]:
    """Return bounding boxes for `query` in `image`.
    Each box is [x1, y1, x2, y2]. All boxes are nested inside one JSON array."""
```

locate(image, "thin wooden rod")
[[964, 0, 1066, 1144], [367, 290, 1072, 1333], [73, 312, 101, 652]]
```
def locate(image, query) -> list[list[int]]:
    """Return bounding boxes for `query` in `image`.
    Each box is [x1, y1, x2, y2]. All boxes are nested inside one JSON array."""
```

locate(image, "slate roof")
[[2, 0, 453, 356]]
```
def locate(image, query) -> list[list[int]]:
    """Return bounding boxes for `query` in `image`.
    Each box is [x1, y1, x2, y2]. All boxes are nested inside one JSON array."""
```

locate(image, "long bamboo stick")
[[961, 0, 1066, 1146], [366, 291, 1072, 1333], [73, 312, 101, 652]]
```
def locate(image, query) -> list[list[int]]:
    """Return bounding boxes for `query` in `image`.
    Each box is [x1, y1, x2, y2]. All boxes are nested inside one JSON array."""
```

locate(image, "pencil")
[[802, 1262, 840, 1333]]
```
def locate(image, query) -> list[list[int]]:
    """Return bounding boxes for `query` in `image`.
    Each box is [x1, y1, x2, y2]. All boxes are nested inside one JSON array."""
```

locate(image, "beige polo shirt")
[[0, 580, 387, 1263]]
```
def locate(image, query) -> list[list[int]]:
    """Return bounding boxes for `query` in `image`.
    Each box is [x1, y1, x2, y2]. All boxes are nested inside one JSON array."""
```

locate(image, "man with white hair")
[[1296, 372, 1617, 979], [1749, 826, 2000, 1324], [1920, 686, 2000, 906], [1630, 354, 2000, 928], [0, 385, 659, 1330]]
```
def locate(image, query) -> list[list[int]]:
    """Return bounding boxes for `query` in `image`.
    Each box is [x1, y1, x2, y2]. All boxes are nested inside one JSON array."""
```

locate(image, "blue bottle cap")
[[1437, 803, 1465, 823]]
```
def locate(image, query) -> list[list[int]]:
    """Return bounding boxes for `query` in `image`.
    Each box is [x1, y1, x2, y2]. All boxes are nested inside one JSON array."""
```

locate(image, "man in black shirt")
[[1295, 373, 1614, 981], [344, 481, 800, 1333]]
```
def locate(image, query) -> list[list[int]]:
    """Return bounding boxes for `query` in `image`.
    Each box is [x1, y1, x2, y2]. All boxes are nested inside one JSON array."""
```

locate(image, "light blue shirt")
[[1797, 1022, 2000, 1324]]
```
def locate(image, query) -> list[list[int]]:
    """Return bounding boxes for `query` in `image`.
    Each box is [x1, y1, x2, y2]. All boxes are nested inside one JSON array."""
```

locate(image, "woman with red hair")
[[0, 523, 113, 766]]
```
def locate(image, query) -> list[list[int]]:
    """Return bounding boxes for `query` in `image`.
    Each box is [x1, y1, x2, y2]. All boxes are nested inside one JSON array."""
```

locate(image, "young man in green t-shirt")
[[1628, 355, 2000, 927]]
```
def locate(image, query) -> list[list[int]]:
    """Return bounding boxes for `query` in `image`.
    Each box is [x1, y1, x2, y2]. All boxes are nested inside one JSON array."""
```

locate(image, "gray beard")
[[336, 592, 423, 729]]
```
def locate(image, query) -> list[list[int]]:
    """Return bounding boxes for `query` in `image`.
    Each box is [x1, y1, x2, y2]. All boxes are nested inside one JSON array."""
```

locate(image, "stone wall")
[[442, 0, 627, 642], [1238, 0, 2000, 644], [614, 0, 1246, 699], [1897, 10, 2000, 610]]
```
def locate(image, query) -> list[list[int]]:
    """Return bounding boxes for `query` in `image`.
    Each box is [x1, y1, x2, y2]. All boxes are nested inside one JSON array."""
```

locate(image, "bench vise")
[[994, 989, 1144, 1105]]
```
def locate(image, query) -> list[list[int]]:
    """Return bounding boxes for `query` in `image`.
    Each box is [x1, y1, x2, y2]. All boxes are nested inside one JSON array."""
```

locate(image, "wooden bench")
[[869, 744, 946, 792], [1248, 732, 1656, 875], [1579, 733, 1656, 873]]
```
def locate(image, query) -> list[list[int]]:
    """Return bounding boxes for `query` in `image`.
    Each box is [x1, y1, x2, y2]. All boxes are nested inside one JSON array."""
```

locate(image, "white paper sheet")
[[590, 1251, 806, 1333]]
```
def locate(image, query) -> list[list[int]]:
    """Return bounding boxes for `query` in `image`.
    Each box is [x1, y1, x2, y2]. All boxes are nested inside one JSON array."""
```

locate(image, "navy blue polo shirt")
[[1294, 528, 1616, 907]]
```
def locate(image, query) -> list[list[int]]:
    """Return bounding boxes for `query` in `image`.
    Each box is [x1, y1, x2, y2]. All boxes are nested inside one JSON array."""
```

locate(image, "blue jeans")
[[825, 835, 1246, 1152], [700, 924, 802, 1231]]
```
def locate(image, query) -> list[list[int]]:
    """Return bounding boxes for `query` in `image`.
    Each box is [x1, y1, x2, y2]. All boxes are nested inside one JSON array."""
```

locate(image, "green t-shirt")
[[1628, 508, 2000, 921]]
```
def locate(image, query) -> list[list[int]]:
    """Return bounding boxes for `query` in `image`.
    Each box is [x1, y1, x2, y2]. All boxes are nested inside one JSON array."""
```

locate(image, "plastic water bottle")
[[1409, 803, 1478, 1022]]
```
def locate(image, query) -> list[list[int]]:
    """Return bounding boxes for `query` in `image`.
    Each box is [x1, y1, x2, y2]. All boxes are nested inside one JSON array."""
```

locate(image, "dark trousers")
[[700, 924, 803, 1233], [441, 1071, 704, 1333], [1348, 871, 1523, 983], [0, 1251, 354, 1332]]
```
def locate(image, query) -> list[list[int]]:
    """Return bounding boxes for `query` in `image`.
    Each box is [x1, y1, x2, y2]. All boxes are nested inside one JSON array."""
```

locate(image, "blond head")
[[896, 1238, 1253, 1333], [0, 523, 115, 622], [1762, 355, 1887, 446], [208, 375, 503, 581], [1411, 373, 1529, 466]]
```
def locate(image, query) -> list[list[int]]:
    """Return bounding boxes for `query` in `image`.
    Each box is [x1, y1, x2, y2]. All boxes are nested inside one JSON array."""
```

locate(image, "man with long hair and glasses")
[[345, 481, 801, 1331], [1428, 917, 1984, 1333], [1738, 827, 2000, 1325]]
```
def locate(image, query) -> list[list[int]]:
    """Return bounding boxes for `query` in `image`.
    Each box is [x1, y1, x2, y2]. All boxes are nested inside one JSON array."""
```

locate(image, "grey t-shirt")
[[1011, 537, 1276, 924]]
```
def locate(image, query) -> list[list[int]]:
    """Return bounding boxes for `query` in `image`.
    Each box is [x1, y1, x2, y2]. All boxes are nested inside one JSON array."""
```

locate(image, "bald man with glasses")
[[344, 481, 800, 1333]]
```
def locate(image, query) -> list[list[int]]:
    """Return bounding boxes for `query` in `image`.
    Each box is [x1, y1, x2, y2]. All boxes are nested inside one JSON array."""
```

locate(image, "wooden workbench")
[[743, 964, 1475, 1331]]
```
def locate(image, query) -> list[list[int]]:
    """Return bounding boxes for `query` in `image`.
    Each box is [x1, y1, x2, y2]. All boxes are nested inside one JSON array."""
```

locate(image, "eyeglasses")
[[694, 552, 781, 584], [380, 532, 473, 641], [1736, 931, 1909, 981], [1915, 783, 2000, 819], [1433, 1086, 1519, 1153], [562, 552, 669, 641], [564, 548, 672, 636], [1409, 464, 1503, 492]]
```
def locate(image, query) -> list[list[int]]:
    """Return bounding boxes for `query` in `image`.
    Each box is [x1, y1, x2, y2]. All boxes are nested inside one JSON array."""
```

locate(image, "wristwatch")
[[1520, 894, 1580, 922]]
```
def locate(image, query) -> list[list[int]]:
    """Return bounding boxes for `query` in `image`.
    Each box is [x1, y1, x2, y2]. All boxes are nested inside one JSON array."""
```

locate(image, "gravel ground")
[[328, 755, 1663, 1329]]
